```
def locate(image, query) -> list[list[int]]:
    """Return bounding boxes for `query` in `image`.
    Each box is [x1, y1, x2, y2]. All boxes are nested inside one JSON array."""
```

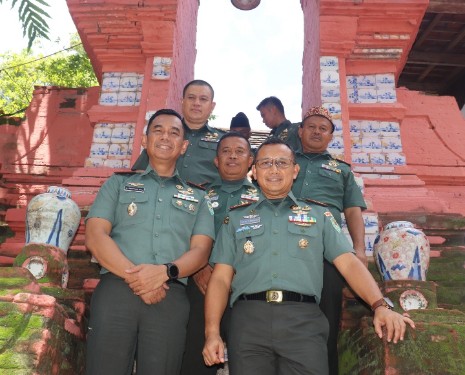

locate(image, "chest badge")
[[128, 202, 137, 216], [299, 238, 309, 249], [244, 239, 255, 254]]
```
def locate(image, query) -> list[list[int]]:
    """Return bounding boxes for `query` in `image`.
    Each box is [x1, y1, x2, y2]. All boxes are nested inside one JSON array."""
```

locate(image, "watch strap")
[[371, 297, 392, 311]]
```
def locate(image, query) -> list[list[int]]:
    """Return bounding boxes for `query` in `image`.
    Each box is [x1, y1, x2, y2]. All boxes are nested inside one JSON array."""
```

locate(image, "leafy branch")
[[1, 0, 51, 50]]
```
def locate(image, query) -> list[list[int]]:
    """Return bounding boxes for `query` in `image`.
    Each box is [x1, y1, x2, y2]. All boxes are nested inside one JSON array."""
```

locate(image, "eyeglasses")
[[255, 158, 295, 169]]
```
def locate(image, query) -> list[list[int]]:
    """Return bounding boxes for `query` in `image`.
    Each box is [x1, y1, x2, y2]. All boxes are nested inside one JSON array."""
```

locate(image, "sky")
[[0, 0, 304, 131]]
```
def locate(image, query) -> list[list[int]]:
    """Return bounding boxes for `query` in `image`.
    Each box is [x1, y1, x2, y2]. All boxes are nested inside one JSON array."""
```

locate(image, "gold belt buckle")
[[266, 290, 283, 303]]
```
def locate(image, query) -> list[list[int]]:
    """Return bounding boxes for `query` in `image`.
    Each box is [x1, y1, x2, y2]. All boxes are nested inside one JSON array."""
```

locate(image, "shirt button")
[[272, 251, 278, 256], [184, 165, 188, 168], [230, 194, 234, 197], [272, 273, 278, 278], [156, 215, 161, 219], [154, 233, 159, 237], [273, 229, 278, 234], [274, 212, 278, 217], [158, 198, 163, 202], [305, 182, 309, 186]]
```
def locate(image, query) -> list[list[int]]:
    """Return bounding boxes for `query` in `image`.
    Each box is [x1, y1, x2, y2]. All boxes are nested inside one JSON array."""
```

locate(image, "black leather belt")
[[238, 290, 316, 303]]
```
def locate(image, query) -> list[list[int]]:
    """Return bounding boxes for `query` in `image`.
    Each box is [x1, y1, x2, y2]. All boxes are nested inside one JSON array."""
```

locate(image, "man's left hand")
[[125, 264, 168, 295], [139, 283, 170, 304]]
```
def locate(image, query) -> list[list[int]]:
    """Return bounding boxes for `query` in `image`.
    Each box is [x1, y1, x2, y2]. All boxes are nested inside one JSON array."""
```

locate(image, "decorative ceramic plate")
[[23, 256, 47, 279], [399, 289, 428, 311]]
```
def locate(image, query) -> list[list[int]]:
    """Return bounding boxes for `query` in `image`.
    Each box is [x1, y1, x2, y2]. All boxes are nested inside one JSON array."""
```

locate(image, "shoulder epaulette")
[[305, 198, 328, 207], [114, 171, 138, 175], [187, 181, 208, 191], [229, 202, 253, 210], [334, 157, 351, 167]]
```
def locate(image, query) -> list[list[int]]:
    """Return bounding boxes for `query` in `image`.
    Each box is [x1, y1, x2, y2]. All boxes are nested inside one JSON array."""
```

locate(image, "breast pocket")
[[234, 225, 265, 267], [169, 198, 198, 231], [286, 222, 318, 260], [199, 140, 219, 151], [318, 168, 340, 182], [117, 193, 149, 226]]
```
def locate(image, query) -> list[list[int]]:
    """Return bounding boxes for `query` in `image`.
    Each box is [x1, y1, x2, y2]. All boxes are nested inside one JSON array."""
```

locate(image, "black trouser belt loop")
[[238, 290, 316, 303]]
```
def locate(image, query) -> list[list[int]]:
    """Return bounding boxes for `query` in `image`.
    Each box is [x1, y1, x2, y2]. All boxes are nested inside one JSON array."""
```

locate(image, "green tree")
[[0, 34, 98, 116], [0, 0, 51, 50]]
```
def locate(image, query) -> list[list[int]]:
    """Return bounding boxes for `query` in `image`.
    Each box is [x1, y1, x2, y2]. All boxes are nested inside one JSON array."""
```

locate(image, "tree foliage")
[[0, 34, 98, 116], [0, 0, 51, 50]]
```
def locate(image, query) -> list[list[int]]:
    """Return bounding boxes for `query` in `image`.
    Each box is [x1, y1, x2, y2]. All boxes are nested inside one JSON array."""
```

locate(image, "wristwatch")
[[164, 262, 179, 281], [371, 297, 394, 312]]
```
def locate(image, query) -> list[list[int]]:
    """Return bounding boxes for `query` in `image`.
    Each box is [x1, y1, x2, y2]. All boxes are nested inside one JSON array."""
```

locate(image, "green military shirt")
[[176, 121, 226, 186], [292, 150, 367, 225], [131, 121, 226, 186], [211, 191, 353, 305], [269, 120, 301, 151], [206, 178, 259, 236], [86, 166, 215, 284]]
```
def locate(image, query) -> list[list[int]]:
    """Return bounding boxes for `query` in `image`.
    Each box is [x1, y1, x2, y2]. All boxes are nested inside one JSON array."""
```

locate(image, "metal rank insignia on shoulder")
[[128, 202, 137, 216], [243, 239, 255, 254]]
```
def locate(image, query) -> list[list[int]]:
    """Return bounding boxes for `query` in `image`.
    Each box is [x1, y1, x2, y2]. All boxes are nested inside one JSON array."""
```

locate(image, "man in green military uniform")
[[132, 79, 226, 188], [131, 80, 227, 375], [256, 96, 300, 151], [85, 109, 214, 375], [181, 132, 256, 375], [292, 106, 367, 375], [203, 138, 414, 375]]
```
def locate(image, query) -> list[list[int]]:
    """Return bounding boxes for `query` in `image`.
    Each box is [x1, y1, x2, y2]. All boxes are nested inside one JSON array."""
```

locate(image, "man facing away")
[[292, 106, 367, 375], [203, 138, 414, 375], [256, 96, 300, 150], [85, 109, 214, 375], [181, 132, 256, 375]]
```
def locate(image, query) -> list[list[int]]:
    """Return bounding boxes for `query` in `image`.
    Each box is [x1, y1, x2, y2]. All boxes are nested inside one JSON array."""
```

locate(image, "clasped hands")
[[124, 264, 169, 305]]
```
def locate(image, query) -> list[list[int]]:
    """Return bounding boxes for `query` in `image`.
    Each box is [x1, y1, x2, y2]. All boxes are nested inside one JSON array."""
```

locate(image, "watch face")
[[167, 263, 179, 279], [399, 290, 428, 311]]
